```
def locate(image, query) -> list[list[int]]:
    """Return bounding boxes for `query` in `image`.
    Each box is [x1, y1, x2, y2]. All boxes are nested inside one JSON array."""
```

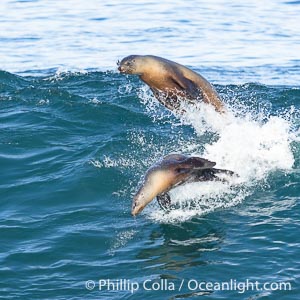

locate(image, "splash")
[[90, 156, 137, 168], [108, 229, 137, 256], [140, 92, 296, 223], [186, 104, 295, 181], [43, 67, 88, 82]]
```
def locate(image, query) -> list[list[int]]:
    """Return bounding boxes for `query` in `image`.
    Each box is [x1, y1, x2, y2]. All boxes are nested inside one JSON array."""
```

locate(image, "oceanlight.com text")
[[85, 278, 292, 294]]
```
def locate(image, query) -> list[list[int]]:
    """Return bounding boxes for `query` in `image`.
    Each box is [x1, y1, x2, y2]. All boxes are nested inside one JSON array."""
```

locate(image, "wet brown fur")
[[118, 55, 225, 113]]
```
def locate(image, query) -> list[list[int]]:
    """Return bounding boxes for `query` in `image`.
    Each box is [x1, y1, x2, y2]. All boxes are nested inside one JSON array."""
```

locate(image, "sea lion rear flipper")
[[157, 193, 171, 211], [195, 168, 237, 182], [188, 168, 237, 183], [213, 168, 236, 176], [212, 168, 238, 181]]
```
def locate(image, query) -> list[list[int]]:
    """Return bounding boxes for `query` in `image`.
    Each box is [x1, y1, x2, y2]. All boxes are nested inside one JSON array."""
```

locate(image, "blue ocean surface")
[[0, 0, 300, 299]]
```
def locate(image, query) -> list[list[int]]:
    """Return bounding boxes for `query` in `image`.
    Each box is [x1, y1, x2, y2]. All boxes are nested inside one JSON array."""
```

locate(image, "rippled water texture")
[[1, 0, 300, 84], [0, 0, 300, 299]]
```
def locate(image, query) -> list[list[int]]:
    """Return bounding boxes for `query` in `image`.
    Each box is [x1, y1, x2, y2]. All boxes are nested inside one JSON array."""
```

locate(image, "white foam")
[[108, 229, 137, 256], [203, 113, 294, 180], [145, 98, 296, 223]]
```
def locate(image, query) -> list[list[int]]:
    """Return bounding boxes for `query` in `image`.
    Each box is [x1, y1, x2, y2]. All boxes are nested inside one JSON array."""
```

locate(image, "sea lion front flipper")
[[213, 168, 236, 176], [177, 157, 216, 171], [157, 193, 171, 211], [170, 73, 200, 99]]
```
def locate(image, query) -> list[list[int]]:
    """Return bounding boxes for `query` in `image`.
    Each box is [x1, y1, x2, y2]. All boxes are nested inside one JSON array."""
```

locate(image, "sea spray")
[[90, 83, 298, 223], [141, 94, 296, 223]]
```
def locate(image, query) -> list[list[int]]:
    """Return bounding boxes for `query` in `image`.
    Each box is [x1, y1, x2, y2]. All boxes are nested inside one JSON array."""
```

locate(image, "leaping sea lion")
[[132, 154, 235, 216], [118, 55, 225, 113]]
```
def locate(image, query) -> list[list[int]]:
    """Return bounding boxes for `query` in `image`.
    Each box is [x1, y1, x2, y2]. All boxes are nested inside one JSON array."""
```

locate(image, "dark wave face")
[[0, 68, 299, 299]]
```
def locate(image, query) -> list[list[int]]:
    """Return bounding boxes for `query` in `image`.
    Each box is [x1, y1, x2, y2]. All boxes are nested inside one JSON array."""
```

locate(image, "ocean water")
[[1, 0, 300, 299]]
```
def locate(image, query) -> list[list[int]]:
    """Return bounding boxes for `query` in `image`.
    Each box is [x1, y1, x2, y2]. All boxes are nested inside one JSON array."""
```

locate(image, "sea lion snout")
[[118, 62, 130, 74], [117, 60, 126, 73], [118, 65, 124, 72], [131, 194, 145, 216], [117, 55, 141, 74], [117, 60, 122, 72]]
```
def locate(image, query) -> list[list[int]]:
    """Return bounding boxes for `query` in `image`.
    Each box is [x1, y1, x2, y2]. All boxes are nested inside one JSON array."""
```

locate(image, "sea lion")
[[118, 55, 224, 113], [132, 154, 234, 216]]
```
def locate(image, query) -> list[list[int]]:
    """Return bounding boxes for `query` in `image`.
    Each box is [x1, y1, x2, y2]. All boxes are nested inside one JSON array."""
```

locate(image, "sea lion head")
[[117, 55, 144, 75], [131, 154, 216, 216]]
